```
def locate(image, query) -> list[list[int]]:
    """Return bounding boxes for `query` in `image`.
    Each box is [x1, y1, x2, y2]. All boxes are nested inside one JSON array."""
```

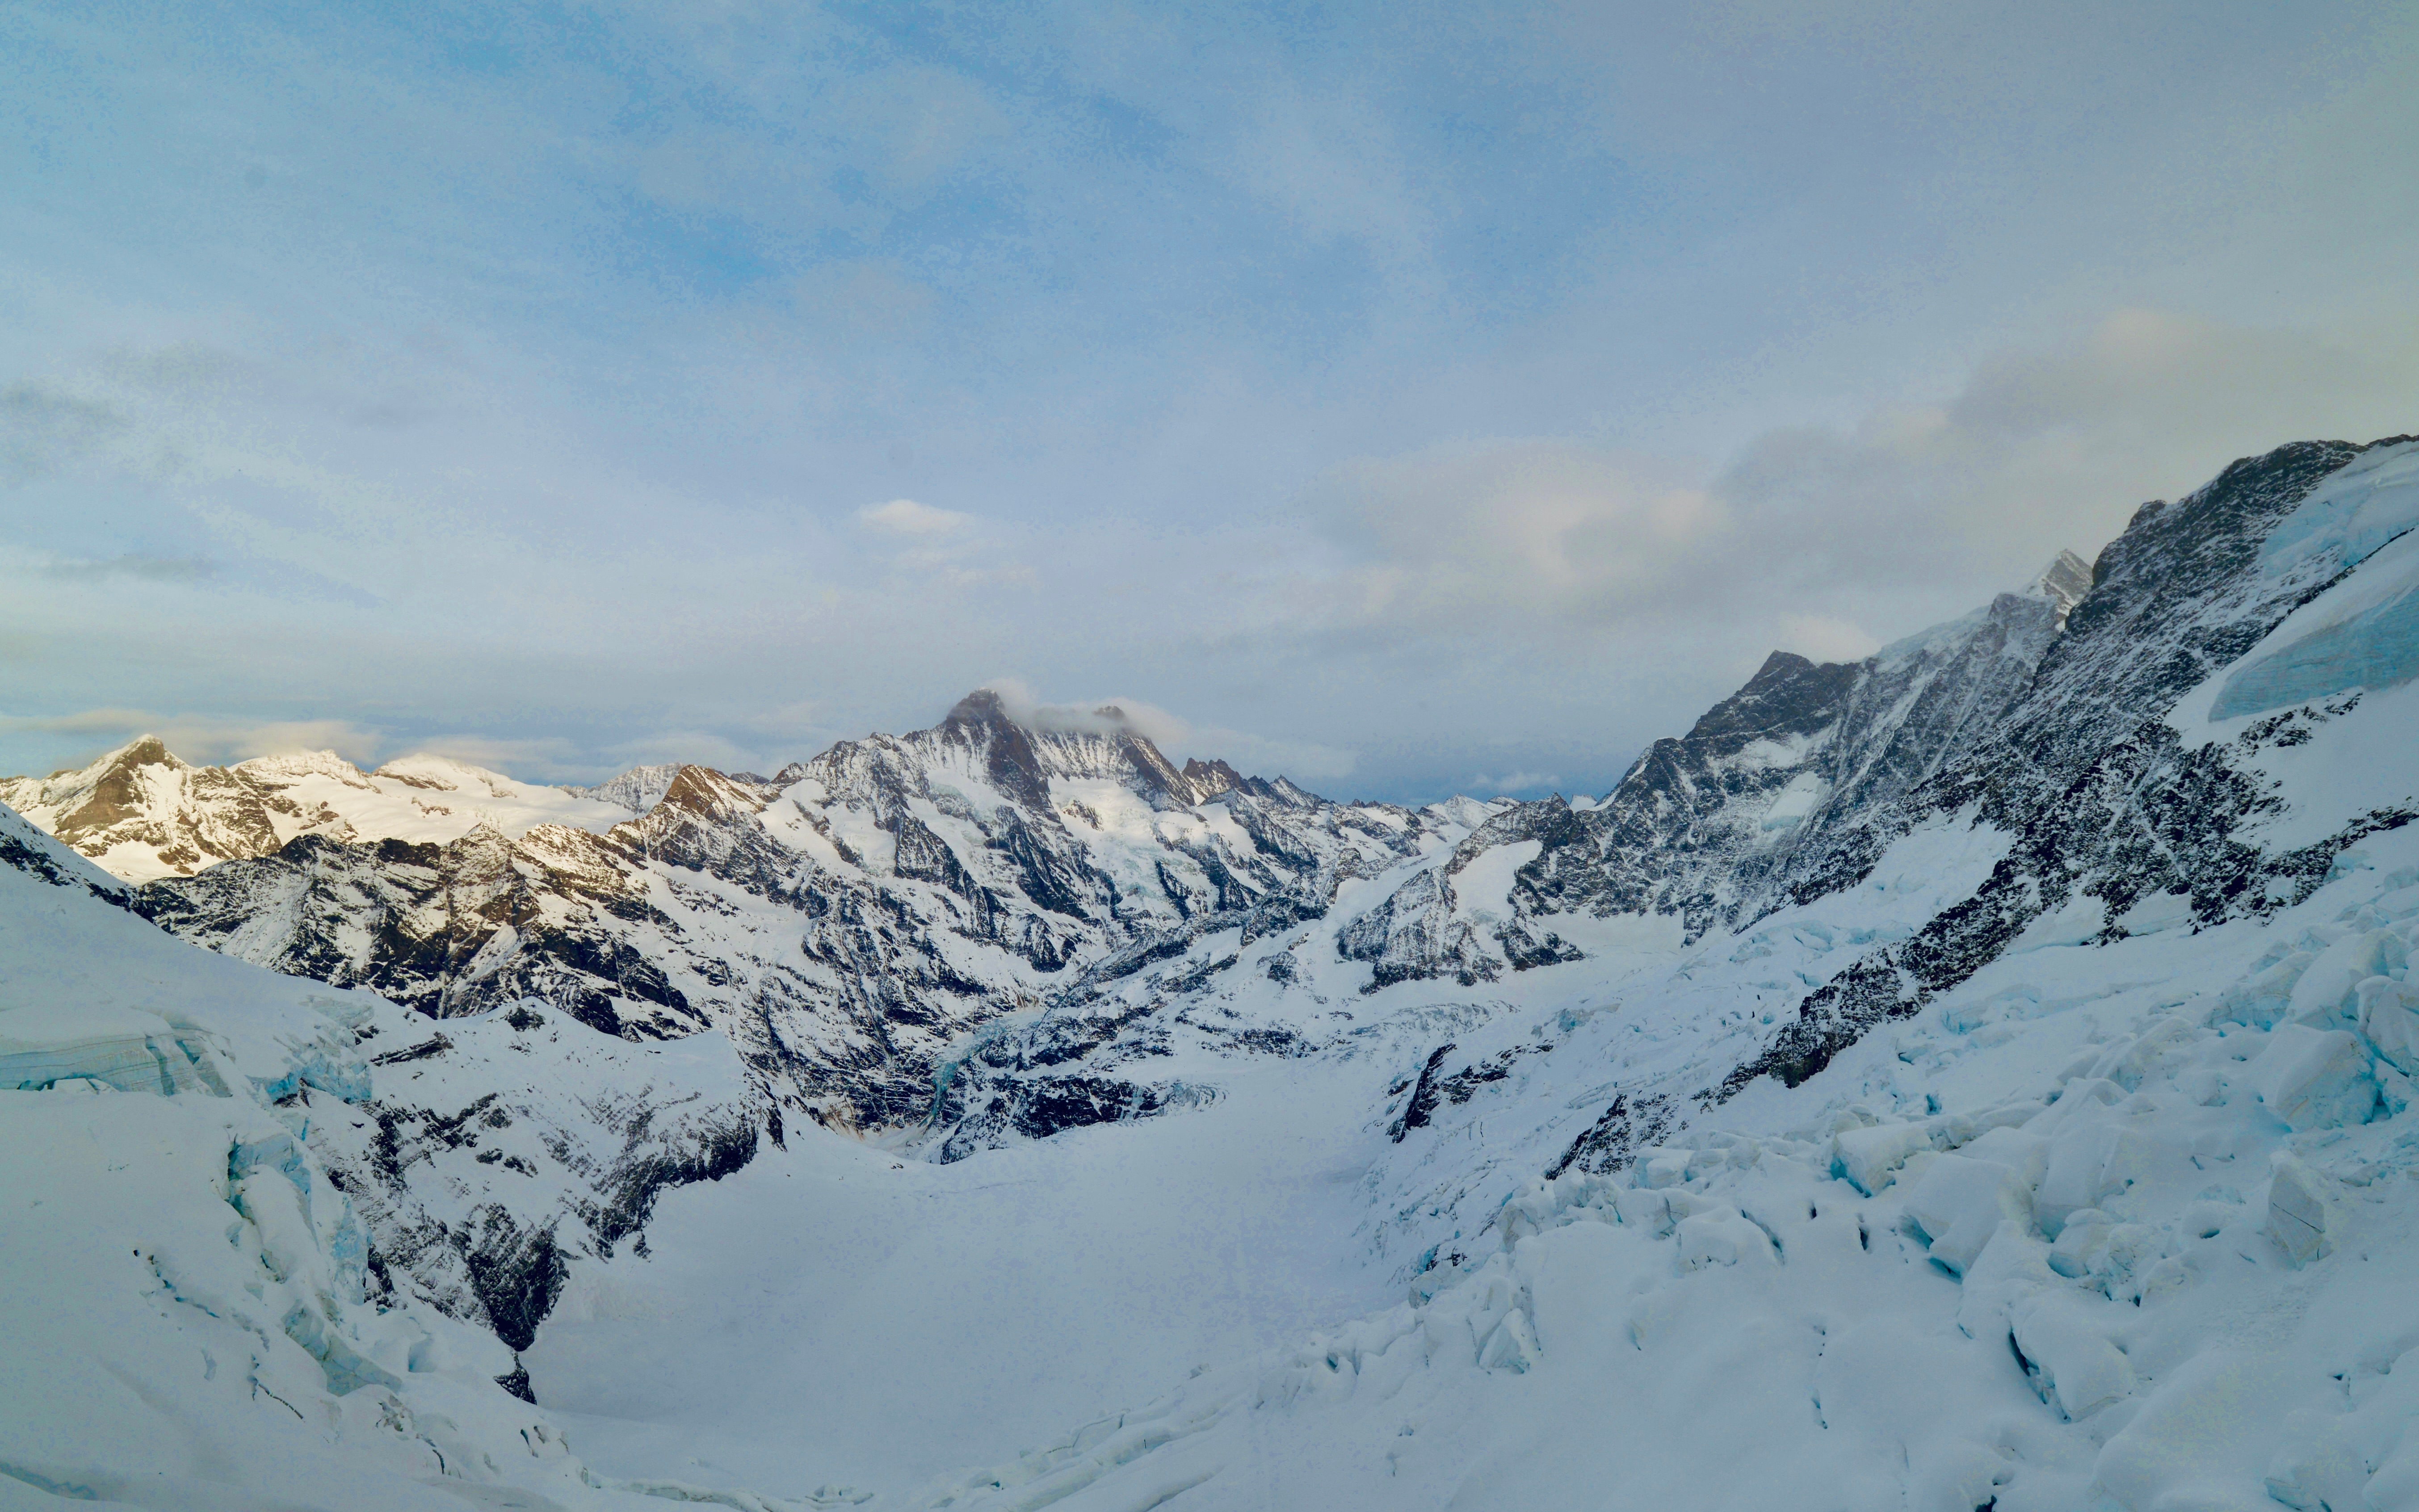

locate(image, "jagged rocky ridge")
[[857, 435, 2419, 1189], [1713, 439, 2419, 1099], [101, 693, 1442, 1138], [1330, 436, 2419, 1185], [1337, 547, 2094, 991]]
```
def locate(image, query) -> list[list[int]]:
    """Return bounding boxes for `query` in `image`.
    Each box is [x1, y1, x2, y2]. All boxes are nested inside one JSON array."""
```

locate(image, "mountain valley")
[[7, 434, 2419, 1511]]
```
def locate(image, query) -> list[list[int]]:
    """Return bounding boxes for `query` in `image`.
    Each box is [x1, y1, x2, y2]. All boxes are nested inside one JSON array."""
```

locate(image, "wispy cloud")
[[1777, 617, 1882, 664], [1279, 441, 1723, 634], [0, 381, 128, 482], [1471, 771, 1559, 796], [858, 499, 973, 537], [42, 554, 217, 584], [1248, 307, 2419, 679], [0, 710, 386, 770], [850, 499, 1036, 587]]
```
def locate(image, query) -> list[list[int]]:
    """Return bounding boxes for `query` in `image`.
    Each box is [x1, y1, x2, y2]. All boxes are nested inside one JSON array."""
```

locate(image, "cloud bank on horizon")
[[3, 1, 2415, 800]]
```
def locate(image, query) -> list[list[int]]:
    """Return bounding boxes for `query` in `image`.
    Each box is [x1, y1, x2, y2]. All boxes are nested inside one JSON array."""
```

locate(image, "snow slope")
[[530, 1059, 1397, 1502], [887, 825, 2419, 1512], [0, 806, 808, 1511]]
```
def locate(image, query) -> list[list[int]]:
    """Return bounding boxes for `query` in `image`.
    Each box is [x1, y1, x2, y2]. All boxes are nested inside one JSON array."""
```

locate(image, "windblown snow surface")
[[8, 437, 2419, 1512]]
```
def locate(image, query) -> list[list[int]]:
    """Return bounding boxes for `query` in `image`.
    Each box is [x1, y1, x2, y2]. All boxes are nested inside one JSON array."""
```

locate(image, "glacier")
[[4, 434, 2419, 1510]]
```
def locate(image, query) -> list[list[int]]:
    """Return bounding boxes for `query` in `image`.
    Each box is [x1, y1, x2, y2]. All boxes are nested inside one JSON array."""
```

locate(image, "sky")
[[2, 0, 2416, 801]]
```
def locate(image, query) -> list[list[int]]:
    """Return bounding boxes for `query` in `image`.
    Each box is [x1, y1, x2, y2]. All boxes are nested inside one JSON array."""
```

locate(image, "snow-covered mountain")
[[1335, 545, 2089, 988], [0, 739, 641, 882], [112, 691, 1445, 1142], [8, 433, 2419, 1511]]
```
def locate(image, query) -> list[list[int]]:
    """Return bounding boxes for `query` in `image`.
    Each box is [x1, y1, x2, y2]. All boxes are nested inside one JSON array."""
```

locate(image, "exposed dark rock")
[[495, 1362, 535, 1403], [1545, 1093, 1676, 1179], [587, 1113, 758, 1251], [460, 1211, 565, 1352], [1390, 1044, 1457, 1142]]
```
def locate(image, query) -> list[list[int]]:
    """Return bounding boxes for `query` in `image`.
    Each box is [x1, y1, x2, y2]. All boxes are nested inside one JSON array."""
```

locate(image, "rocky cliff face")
[[1711, 437, 2418, 1097], [129, 823, 709, 1040], [0, 738, 339, 879], [1315, 437, 2419, 1191], [1327, 547, 2091, 995]]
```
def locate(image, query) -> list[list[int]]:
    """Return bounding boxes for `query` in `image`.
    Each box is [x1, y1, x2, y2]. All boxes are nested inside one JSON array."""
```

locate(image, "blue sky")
[[4, 0, 2417, 798]]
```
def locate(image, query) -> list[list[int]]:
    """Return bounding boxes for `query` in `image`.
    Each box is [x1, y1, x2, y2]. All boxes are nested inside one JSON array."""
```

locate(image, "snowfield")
[[6, 436, 2419, 1511], [893, 823, 2419, 1512]]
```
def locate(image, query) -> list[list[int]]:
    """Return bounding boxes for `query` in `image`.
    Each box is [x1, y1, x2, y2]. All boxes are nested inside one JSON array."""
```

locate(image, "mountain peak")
[[1686, 652, 1861, 752], [567, 762, 683, 815], [653, 764, 773, 820], [232, 749, 374, 788], [928, 688, 1252, 811], [944, 686, 1151, 740], [1180, 756, 1243, 802], [99, 734, 185, 775], [371, 753, 522, 796], [2030, 548, 2095, 624], [941, 687, 1018, 731], [2, 734, 638, 881]]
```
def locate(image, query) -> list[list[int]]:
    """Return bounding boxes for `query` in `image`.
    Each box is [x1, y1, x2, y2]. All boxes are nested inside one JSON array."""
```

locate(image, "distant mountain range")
[[0, 741, 638, 882]]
